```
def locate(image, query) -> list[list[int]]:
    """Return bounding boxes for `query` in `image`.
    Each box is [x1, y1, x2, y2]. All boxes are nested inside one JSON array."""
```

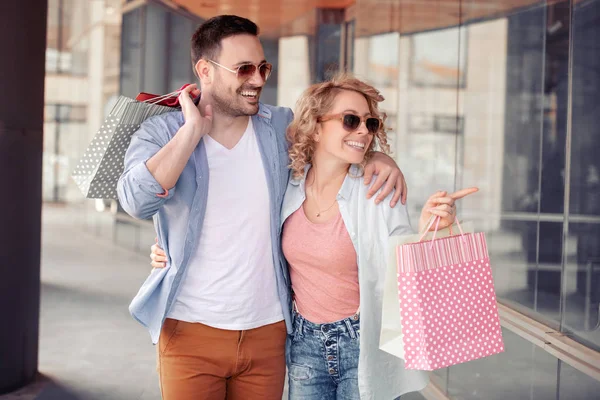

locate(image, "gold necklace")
[[309, 184, 337, 217]]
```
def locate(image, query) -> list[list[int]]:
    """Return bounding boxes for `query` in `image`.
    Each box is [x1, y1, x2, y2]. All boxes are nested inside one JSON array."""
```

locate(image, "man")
[[117, 15, 406, 400]]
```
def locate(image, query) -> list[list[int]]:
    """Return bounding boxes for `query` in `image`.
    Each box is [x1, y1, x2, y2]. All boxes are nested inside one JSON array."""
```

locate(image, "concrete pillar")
[[0, 0, 47, 394]]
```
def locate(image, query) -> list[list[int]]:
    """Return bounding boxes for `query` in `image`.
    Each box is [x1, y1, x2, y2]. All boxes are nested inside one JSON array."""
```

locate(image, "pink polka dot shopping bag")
[[381, 217, 505, 371]]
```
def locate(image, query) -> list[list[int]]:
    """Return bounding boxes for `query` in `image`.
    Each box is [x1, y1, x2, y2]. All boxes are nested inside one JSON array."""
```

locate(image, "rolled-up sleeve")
[[117, 117, 176, 220], [379, 189, 415, 237]]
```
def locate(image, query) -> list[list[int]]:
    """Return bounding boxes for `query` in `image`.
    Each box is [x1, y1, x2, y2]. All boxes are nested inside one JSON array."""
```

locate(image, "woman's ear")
[[314, 123, 322, 143]]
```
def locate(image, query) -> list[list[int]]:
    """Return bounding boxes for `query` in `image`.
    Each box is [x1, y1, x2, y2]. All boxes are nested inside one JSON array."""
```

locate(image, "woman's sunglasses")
[[318, 113, 381, 134], [208, 59, 273, 81]]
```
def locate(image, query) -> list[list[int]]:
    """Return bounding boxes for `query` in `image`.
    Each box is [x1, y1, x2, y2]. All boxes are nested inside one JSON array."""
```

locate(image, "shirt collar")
[[256, 103, 271, 120]]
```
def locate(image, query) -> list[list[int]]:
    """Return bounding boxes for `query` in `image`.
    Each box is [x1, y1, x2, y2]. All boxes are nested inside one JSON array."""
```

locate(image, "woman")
[[151, 75, 477, 399]]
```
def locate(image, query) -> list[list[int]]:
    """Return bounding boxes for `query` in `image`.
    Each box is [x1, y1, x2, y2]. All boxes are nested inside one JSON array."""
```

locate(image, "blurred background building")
[[1, 0, 599, 399]]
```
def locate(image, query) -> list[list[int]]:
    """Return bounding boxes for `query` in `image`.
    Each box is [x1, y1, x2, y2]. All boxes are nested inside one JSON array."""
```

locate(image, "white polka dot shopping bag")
[[71, 88, 188, 199], [380, 217, 505, 371]]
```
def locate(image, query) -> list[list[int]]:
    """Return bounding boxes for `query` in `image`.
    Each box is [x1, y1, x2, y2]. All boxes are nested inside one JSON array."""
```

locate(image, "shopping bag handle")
[[135, 84, 201, 107], [418, 215, 466, 248]]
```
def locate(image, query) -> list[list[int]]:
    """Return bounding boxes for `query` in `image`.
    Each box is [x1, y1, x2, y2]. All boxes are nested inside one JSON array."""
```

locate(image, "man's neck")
[[199, 96, 251, 150]]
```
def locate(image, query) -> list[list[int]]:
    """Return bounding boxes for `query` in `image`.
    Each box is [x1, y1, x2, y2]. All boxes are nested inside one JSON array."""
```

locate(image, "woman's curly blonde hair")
[[287, 73, 391, 179]]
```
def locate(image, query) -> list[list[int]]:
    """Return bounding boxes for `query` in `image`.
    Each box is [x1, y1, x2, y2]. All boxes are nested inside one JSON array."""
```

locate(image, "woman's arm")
[[417, 188, 479, 233]]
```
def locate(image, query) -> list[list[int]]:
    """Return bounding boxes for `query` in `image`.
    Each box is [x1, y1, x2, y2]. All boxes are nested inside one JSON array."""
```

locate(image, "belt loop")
[[344, 319, 357, 339], [298, 314, 305, 336]]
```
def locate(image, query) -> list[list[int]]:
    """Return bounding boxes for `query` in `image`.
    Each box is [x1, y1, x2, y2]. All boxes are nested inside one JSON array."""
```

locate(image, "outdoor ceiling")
[[168, 0, 563, 37], [350, 0, 567, 36], [168, 0, 350, 36]]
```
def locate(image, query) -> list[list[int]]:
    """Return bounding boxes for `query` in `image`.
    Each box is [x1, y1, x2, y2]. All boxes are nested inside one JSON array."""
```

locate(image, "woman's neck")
[[307, 153, 350, 194]]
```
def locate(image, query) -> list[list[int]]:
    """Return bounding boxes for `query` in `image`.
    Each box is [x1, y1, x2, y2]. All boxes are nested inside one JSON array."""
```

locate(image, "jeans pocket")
[[288, 363, 312, 382]]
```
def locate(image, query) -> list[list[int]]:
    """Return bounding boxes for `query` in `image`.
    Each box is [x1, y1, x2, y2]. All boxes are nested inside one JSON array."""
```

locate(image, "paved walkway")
[[3, 204, 161, 400]]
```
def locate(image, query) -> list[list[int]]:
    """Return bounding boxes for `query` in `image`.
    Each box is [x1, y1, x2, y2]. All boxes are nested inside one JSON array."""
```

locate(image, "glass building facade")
[[33, 0, 600, 398]]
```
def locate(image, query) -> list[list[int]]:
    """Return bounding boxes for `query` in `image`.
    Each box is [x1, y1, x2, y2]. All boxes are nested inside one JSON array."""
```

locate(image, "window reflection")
[[120, 4, 202, 99], [143, 4, 169, 95], [120, 8, 143, 98], [499, 6, 547, 216], [570, 0, 600, 219], [410, 27, 467, 88], [167, 16, 196, 91], [316, 23, 342, 82], [276, 36, 311, 108], [447, 329, 560, 400], [344, 20, 355, 73], [396, 24, 466, 217], [46, 0, 90, 75], [489, 221, 563, 324], [564, 223, 600, 350], [565, 0, 600, 351], [558, 360, 600, 399], [354, 33, 400, 148], [367, 33, 399, 88]]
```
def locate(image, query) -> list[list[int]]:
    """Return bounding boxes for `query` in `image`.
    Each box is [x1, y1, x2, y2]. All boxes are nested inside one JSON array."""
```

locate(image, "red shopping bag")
[[396, 217, 504, 370]]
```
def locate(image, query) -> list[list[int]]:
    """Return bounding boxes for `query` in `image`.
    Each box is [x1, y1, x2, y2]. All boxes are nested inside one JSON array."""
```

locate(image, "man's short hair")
[[191, 15, 259, 67]]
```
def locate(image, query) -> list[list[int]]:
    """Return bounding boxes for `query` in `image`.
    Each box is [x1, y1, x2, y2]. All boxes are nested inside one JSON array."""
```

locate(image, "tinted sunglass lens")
[[366, 118, 380, 133], [342, 114, 361, 131], [237, 64, 256, 78], [259, 64, 272, 80]]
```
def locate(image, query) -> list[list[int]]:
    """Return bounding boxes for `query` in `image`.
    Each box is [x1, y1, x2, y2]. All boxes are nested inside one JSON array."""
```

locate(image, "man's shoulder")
[[257, 104, 294, 142], [258, 103, 293, 121], [135, 110, 184, 143], [143, 110, 185, 131]]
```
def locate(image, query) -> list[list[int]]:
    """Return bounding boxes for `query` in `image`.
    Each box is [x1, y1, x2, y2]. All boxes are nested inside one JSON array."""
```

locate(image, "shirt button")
[[322, 326, 329, 332], [329, 368, 335, 374], [327, 356, 334, 361], [325, 341, 332, 346]]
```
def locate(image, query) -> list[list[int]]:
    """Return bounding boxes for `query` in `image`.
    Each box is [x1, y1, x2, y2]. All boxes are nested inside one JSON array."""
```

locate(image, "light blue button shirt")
[[281, 165, 430, 400], [117, 103, 294, 344]]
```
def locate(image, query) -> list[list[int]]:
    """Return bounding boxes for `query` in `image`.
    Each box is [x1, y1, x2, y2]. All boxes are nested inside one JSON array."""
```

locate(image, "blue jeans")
[[287, 311, 361, 400]]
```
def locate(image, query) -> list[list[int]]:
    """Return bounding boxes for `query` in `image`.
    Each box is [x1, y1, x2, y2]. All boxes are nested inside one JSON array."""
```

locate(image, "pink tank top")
[[281, 206, 359, 324]]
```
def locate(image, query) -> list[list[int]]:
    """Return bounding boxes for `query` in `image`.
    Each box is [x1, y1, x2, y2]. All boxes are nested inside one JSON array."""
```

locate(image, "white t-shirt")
[[168, 118, 283, 330]]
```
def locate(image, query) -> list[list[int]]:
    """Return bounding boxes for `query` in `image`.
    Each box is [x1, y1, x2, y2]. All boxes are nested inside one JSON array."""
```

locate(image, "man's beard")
[[211, 83, 260, 118]]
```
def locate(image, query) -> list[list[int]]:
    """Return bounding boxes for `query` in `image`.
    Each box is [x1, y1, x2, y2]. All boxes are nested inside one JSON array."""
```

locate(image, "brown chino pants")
[[158, 318, 287, 400]]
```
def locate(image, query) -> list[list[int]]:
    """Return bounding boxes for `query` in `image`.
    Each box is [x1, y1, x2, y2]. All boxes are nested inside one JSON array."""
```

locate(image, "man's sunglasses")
[[318, 113, 382, 134], [208, 59, 273, 81]]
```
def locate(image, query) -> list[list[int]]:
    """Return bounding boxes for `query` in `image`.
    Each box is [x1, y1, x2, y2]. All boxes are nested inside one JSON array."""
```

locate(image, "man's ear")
[[195, 59, 212, 84]]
